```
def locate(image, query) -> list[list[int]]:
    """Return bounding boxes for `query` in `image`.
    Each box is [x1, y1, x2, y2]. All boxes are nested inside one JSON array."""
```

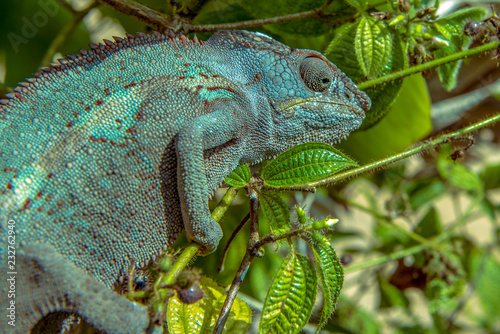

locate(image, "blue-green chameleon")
[[0, 30, 370, 333]]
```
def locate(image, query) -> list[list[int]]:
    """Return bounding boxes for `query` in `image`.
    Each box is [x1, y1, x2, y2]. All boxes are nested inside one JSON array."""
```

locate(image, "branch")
[[96, 0, 173, 32], [185, 0, 350, 32]]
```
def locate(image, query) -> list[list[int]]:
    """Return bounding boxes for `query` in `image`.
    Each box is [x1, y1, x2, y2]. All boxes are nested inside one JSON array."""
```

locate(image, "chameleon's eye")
[[299, 57, 332, 92]]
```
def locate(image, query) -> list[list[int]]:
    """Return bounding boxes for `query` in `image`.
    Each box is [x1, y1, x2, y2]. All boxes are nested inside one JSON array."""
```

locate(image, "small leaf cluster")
[[224, 143, 357, 333], [325, 0, 491, 128]]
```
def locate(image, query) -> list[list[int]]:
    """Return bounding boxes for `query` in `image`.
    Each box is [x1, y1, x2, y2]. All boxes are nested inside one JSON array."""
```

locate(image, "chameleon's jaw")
[[274, 97, 366, 119]]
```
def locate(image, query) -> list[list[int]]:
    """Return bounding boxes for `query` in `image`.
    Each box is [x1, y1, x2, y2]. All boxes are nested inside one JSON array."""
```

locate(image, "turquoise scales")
[[0, 30, 369, 332]]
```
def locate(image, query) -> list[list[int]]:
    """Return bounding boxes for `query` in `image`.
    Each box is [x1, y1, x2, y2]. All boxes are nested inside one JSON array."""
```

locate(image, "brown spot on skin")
[[104, 88, 111, 96], [6, 183, 13, 190], [84, 106, 91, 112], [179, 76, 186, 79], [135, 112, 144, 121], [120, 67, 126, 71], [184, 63, 191, 67], [96, 100, 103, 106], [115, 119, 122, 124], [36, 191, 43, 198], [174, 53, 182, 58], [21, 198, 33, 211], [195, 85, 203, 94], [212, 75, 219, 78], [199, 73, 208, 79], [124, 82, 136, 89], [125, 127, 136, 135], [89, 135, 97, 142], [206, 86, 235, 93], [3, 168, 19, 173], [66, 121, 74, 128], [98, 137, 107, 143], [47, 173, 54, 179]]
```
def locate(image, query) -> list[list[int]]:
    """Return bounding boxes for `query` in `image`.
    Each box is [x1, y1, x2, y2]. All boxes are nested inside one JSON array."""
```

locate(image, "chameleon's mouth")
[[274, 97, 365, 118]]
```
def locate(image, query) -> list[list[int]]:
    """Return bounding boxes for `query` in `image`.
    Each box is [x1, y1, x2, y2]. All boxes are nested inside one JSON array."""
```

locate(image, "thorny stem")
[[274, 113, 500, 190], [358, 41, 500, 90]]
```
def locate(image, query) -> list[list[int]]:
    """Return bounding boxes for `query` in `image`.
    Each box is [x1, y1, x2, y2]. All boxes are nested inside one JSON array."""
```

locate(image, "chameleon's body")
[[0, 30, 369, 333]]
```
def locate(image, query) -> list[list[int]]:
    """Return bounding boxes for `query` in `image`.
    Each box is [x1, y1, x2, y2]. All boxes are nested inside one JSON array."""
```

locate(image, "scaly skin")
[[0, 30, 370, 332]]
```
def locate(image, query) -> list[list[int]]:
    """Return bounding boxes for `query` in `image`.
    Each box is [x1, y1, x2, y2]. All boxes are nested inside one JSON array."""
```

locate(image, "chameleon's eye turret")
[[299, 57, 333, 92]]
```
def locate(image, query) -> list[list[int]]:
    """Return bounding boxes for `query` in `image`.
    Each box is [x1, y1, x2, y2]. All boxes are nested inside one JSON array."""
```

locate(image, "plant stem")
[[303, 113, 500, 188], [345, 196, 481, 274], [358, 41, 500, 90], [214, 189, 260, 334], [158, 243, 199, 288], [40, 2, 99, 67], [96, 0, 172, 32]]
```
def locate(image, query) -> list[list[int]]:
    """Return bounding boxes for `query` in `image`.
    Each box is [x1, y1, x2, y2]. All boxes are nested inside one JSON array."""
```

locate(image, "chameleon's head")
[[208, 30, 371, 153]]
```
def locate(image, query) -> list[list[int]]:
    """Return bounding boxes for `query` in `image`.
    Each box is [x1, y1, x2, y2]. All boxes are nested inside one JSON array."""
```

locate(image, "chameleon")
[[0, 30, 370, 333]]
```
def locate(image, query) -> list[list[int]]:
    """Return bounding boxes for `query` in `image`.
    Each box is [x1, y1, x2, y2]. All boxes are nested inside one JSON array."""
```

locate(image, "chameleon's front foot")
[[185, 217, 223, 255]]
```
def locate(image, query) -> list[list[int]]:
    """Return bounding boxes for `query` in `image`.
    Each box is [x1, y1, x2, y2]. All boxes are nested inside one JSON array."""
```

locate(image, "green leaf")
[[166, 277, 251, 334], [308, 233, 344, 332], [355, 16, 393, 79], [433, 7, 488, 91], [339, 74, 431, 163], [435, 7, 488, 41], [261, 143, 357, 188], [344, 0, 368, 10], [260, 190, 291, 237], [407, 179, 446, 210], [471, 253, 500, 322], [480, 165, 500, 191], [359, 32, 405, 129], [435, 44, 462, 91], [437, 147, 483, 194], [225, 164, 251, 187], [260, 252, 318, 334], [325, 22, 365, 82], [378, 276, 409, 309], [414, 207, 442, 239]]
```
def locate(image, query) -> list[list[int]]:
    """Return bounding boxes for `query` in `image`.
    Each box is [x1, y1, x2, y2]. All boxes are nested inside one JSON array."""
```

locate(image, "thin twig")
[[40, 1, 99, 67], [185, 0, 347, 32], [218, 212, 250, 272], [96, 0, 173, 32]]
